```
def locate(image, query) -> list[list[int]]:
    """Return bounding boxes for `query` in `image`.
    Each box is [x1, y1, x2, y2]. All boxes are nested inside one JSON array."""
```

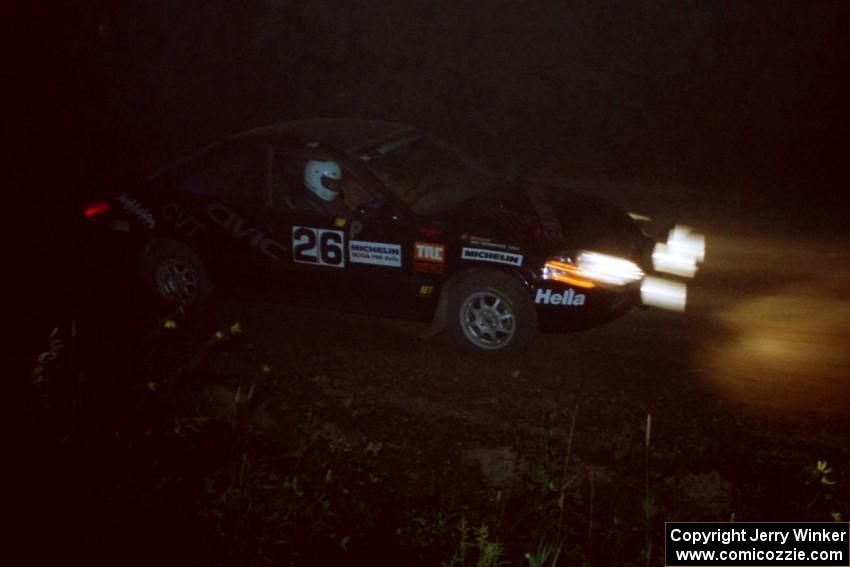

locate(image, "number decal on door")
[[292, 226, 345, 267]]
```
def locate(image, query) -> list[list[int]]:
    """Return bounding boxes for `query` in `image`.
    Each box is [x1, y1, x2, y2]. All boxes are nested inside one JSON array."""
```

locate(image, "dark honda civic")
[[83, 119, 703, 354]]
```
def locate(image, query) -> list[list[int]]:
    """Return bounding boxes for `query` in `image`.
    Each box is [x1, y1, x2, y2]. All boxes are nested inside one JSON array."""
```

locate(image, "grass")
[[25, 309, 850, 565]]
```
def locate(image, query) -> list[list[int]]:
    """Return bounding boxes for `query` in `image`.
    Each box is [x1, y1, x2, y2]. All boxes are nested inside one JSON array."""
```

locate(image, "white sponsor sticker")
[[535, 288, 586, 306], [461, 247, 523, 267], [292, 226, 345, 267], [349, 240, 401, 267]]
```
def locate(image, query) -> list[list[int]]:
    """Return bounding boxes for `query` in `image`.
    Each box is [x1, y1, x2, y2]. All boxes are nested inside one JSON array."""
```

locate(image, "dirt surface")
[[20, 185, 850, 565]]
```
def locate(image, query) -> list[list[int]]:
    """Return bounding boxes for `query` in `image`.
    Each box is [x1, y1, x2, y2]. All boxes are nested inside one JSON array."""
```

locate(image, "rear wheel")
[[448, 270, 537, 355], [142, 240, 212, 306]]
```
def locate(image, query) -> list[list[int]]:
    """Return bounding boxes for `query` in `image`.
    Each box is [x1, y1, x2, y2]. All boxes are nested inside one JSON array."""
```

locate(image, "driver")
[[299, 159, 350, 216]]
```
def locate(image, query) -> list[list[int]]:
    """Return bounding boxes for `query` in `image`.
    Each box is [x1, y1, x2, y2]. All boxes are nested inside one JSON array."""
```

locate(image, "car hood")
[[441, 181, 649, 261]]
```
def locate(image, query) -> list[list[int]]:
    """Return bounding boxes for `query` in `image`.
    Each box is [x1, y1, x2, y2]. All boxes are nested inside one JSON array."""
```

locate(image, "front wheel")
[[448, 270, 537, 355]]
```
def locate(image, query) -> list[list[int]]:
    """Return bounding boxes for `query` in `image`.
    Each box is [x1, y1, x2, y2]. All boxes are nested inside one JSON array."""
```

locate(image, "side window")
[[340, 174, 375, 212], [179, 149, 268, 205], [271, 152, 311, 211], [271, 151, 377, 214]]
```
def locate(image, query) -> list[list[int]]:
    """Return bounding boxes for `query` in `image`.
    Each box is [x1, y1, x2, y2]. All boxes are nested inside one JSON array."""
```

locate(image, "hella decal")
[[461, 247, 523, 267], [535, 288, 586, 306], [207, 203, 287, 261], [349, 240, 401, 267], [117, 193, 156, 229]]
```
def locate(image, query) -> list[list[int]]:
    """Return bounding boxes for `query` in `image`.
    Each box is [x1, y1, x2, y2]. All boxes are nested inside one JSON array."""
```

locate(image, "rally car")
[[83, 119, 704, 354]]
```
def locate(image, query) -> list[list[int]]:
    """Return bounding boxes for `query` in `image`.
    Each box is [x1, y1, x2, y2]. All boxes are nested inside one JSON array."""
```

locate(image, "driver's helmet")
[[304, 159, 343, 201]]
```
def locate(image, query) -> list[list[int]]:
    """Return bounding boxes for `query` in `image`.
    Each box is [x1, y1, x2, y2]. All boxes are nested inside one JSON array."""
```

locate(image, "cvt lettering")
[[162, 203, 205, 237]]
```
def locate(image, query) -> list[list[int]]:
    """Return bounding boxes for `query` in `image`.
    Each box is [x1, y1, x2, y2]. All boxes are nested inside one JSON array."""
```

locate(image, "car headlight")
[[542, 251, 644, 288]]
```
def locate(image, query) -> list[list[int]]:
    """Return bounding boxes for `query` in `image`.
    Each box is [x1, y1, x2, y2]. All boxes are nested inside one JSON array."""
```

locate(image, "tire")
[[141, 239, 212, 306], [448, 269, 538, 355]]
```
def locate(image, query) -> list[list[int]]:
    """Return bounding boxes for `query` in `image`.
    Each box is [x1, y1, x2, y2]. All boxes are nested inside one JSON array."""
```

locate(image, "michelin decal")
[[349, 240, 401, 267], [461, 247, 523, 267]]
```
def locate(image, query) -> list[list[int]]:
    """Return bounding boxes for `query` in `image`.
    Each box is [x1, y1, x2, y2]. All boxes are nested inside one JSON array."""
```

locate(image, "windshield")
[[360, 134, 495, 216]]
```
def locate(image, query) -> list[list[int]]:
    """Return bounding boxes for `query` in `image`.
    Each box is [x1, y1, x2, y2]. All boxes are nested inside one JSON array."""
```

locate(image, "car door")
[[337, 170, 439, 319], [265, 149, 423, 315]]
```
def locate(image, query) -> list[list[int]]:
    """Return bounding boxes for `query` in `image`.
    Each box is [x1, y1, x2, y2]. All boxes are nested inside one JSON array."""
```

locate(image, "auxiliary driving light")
[[640, 276, 687, 312], [652, 224, 705, 278]]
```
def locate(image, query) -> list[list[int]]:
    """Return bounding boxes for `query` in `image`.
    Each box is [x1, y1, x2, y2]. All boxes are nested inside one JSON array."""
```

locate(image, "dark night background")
[[15, 1, 850, 211], [12, 1, 850, 565]]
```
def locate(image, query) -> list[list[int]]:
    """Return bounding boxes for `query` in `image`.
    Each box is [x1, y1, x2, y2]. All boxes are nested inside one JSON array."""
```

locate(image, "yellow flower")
[[817, 460, 832, 474], [261, 364, 271, 374], [229, 322, 242, 335], [147, 381, 157, 391], [214, 331, 225, 340], [163, 320, 177, 329]]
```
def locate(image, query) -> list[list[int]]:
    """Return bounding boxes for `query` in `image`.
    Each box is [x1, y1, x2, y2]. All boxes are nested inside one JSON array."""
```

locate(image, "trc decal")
[[414, 242, 444, 262], [413, 241, 445, 274]]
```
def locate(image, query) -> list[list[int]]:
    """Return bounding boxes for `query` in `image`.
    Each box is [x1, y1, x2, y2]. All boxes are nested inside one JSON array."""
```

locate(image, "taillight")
[[83, 201, 109, 217]]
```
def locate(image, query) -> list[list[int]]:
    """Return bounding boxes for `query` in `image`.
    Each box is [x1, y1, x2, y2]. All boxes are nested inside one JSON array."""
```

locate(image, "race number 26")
[[292, 226, 345, 268]]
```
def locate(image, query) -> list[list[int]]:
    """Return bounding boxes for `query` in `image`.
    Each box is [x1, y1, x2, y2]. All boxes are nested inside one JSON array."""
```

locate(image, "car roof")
[[148, 119, 418, 181], [232, 119, 418, 155]]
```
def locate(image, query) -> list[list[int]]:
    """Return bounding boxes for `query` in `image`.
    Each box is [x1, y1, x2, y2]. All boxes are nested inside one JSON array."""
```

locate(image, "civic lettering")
[[207, 203, 287, 261], [259, 240, 287, 261], [228, 216, 263, 244]]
